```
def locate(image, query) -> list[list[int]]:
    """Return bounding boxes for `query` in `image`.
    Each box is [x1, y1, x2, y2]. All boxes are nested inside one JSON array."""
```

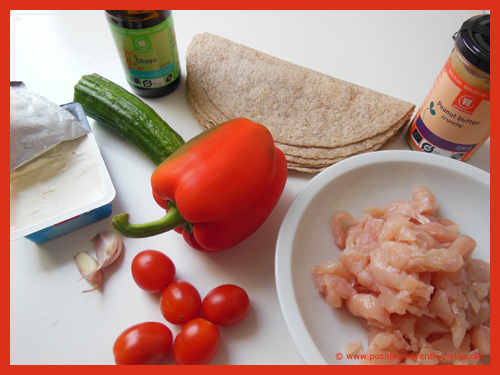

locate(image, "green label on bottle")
[[108, 15, 180, 89]]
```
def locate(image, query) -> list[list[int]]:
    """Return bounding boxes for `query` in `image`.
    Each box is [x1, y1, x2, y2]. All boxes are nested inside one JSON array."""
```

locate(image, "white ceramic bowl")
[[275, 150, 490, 365]]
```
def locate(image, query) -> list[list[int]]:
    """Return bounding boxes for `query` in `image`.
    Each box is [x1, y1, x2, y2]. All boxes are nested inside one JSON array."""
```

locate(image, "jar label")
[[407, 59, 490, 161], [108, 15, 180, 89]]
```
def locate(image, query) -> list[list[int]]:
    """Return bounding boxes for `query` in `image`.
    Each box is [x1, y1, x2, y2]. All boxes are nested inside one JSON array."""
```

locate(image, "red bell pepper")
[[112, 118, 287, 252]]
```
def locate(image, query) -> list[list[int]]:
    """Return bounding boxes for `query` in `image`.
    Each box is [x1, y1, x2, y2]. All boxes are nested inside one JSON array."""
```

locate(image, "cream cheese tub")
[[10, 102, 116, 244]]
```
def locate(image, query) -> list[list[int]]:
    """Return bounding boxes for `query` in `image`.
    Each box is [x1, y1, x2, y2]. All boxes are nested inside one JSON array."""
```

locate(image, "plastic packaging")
[[10, 103, 115, 244]]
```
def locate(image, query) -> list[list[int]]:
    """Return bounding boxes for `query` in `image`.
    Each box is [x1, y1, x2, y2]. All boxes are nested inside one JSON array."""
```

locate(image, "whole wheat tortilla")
[[187, 79, 403, 164], [189, 87, 399, 171], [185, 33, 415, 172], [186, 80, 227, 127], [283, 126, 403, 166], [186, 78, 229, 126], [186, 85, 213, 131], [186, 33, 414, 148], [286, 130, 400, 173]]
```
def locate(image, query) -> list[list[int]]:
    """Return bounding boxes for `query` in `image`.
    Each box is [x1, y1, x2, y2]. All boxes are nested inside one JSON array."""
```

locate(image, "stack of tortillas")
[[186, 33, 415, 173]]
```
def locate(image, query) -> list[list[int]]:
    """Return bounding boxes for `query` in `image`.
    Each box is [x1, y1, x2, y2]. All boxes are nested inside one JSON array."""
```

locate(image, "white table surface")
[[10, 10, 489, 365]]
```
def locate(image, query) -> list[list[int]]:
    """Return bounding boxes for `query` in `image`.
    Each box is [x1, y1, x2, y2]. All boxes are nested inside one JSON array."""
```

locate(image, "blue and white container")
[[10, 102, 116, 244]]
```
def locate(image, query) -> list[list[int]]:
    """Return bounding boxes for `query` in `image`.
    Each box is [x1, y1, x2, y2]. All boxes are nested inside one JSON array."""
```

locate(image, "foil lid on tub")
[[10, 82, 91, 171]]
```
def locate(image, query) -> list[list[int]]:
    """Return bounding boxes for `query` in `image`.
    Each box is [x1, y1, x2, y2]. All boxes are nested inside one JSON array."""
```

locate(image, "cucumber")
[[74, 73, 184, 165]]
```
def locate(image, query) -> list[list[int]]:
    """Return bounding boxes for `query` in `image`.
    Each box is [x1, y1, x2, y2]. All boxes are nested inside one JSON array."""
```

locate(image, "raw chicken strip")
[[311, 186, 490, 365]]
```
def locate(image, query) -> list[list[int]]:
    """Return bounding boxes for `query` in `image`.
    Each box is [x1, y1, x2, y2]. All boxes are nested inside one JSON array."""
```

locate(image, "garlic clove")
[[73, 232, 123, 293], [74, 251, 103, 293], [92, 231, 123, 270]]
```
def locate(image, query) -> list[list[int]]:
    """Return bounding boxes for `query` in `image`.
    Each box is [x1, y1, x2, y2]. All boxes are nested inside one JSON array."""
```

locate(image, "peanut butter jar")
[[407, 14, 490, 162]]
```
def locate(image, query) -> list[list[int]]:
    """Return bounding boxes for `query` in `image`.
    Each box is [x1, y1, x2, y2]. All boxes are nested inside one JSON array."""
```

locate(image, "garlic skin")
[[74, 252, 103, 292], [91, 231, 123, 271]]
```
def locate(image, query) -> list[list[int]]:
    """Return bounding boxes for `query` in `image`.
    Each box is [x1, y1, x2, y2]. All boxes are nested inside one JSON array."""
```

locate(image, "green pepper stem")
[[111, 203, 189, 238]]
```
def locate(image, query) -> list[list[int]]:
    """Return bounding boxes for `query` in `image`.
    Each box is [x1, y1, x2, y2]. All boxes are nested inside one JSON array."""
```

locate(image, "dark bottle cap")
[[453, 14, 490, 74]]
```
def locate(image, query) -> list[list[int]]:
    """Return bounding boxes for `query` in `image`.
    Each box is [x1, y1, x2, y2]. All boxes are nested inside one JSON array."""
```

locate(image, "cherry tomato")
[[113, 322, 173, 365], [202, 284, 250, 326], [160, 280, 202, 324], [173, 318, 220, 365], [131, 250, 176, 293]]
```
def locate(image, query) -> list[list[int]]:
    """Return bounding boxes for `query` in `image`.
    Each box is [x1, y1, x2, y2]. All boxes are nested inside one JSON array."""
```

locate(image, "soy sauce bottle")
[[105, 10, 181, 98]]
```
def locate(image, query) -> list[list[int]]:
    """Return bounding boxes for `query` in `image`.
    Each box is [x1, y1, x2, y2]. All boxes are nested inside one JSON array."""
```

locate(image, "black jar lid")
[[453, 14, 490, 74]]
